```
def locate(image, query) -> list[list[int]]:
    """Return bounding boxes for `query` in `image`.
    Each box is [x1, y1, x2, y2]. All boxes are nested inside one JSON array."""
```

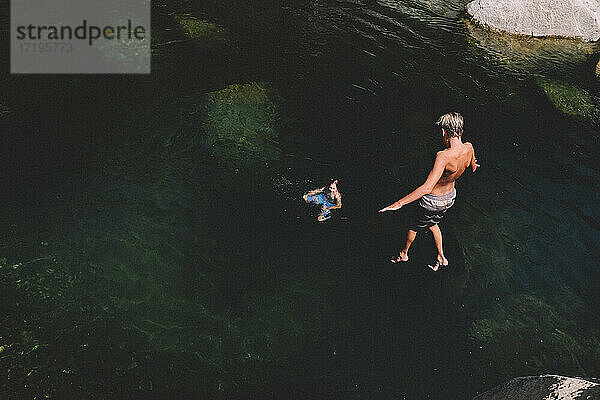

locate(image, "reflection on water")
[[1, 0, 600, 399]]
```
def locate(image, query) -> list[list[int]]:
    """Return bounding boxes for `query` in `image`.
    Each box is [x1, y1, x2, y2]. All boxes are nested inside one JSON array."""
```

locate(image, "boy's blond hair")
[[436, 112, 463, 137]]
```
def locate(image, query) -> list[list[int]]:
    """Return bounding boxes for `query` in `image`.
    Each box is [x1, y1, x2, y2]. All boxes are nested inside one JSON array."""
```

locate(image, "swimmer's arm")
[[379, 154, 446, 212], [306, 187, 326, 196], [324, 195, 342, 210], [468, 142, 479, 172]]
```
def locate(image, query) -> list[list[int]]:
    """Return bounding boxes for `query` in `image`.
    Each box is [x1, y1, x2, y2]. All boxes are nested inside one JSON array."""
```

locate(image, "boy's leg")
[[393, 229, 417, 262], [317, 208, 331, 222], [428, 224, 448, 269]]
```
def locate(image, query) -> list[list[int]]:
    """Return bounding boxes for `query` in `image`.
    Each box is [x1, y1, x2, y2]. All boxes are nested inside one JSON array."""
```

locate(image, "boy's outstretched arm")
[[379, 154, 446, 212], [469, 143, 480, 172]]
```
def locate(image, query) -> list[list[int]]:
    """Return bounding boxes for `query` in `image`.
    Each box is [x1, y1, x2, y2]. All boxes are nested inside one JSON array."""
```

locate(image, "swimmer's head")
[[329, 179, 340, 194], [436, 112, 463, 139]]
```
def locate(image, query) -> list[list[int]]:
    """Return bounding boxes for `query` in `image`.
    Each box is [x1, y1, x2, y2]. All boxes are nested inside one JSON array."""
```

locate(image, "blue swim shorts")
[[306, 193, 335, 209]]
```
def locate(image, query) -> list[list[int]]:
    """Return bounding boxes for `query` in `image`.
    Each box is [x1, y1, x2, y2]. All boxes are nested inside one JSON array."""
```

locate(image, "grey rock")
[[473, 375, 600, 400], [467, 0, 600, 41]]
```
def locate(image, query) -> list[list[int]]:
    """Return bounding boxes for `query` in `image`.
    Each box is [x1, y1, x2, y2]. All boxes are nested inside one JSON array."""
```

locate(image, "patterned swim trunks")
[[410, 188, 456, 230]]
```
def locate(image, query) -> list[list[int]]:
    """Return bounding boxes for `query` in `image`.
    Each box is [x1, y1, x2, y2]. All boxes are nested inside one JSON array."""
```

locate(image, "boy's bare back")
[[430, 142, 477, 195]]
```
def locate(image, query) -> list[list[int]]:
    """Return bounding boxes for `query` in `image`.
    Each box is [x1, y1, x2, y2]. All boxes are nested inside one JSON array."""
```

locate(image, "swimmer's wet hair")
[[331, 179, 341, 193], [436, 112, 463, 137]]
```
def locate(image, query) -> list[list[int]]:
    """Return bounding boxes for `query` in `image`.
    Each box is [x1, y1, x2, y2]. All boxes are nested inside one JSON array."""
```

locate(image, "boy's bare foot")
[[391, 251, 409, 263], [428, 255, 449, 271]]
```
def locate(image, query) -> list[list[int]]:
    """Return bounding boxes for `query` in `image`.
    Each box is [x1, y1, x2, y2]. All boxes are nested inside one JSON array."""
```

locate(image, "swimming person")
[[303, 179, 342, 222], [379, 112, 479, 270]]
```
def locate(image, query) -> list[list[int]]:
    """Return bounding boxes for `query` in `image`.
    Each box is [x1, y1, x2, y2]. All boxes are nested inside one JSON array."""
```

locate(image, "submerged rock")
[[473, 375, 600, 399], [203, 82, 282, 169], [536, 77, 598, 120], [467, 0, 600, 41], [138, 82, 283, 171], [465, 19, 596, 75], [173, 14, 227, 46], [468, 294, 600, 381], [93, 17, 151, 73]]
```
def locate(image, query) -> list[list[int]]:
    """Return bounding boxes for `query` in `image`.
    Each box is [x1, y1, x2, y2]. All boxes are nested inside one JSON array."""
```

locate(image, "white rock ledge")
[[466, 0, 600, 41], [473, 375, 600, 400]]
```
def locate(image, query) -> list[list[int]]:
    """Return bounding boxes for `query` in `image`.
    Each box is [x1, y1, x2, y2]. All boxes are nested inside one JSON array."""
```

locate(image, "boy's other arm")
[[468, 142, 480, 172]]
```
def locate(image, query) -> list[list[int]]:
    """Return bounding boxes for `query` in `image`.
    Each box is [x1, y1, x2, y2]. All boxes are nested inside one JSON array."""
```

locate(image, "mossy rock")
[[173, 14, 227, 46], [536, 77, 598, 121], [203, 82, 282, 169], [132, 81, 283, 171], [92, 17, 151, 73]]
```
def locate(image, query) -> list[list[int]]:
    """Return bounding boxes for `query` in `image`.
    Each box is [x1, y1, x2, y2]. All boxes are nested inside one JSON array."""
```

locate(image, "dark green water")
[[1, 0, 600, 399]]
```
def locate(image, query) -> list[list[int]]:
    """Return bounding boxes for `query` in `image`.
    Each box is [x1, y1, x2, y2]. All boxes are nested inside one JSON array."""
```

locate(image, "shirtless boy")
[[379, 112, 479, 270]]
